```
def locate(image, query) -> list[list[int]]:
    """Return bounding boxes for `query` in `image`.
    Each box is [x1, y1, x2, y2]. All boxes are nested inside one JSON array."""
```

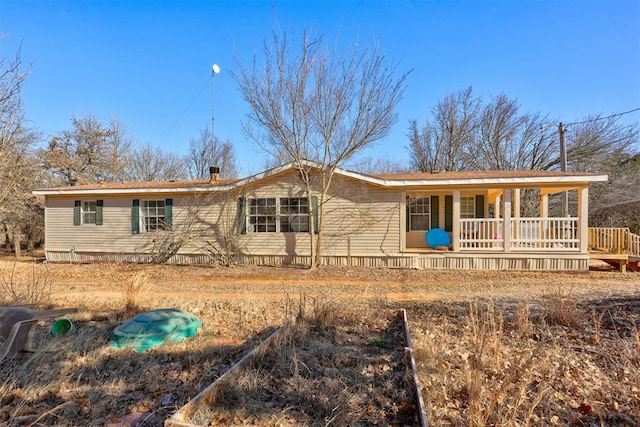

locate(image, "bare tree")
[[234, 28, 409, 269], [187, 127, 238, 179], [408, 87, 480, 172], [589, 150, 640, 211], [102, 117, 134, 182], [125, 142, 188, 181], [0, 42, 29, 206], [0, 41, 44, 257], [147, 190, 244, 266], [350, 156, 408, 175], [566, 115, 639, 173], [409, 89, 638, 176], [40, 114, 132, 185]]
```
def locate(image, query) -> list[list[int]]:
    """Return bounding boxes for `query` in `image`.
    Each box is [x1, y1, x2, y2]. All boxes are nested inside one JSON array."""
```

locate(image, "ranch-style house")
[[33, 161, 615, 271]]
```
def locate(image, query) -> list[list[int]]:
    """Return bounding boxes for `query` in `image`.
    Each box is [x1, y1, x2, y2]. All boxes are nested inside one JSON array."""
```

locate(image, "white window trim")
[[408, 196, 430, 231], [460, 195, 476, 219], [82, 200, 97, 225], [247, 197, 310, 233], [139, 200, 167, 233]]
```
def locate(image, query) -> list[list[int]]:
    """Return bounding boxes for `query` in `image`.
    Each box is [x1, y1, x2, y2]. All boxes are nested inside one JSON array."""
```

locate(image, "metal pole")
[[211, 70, 216, 139], [559, 122, 568, 216]]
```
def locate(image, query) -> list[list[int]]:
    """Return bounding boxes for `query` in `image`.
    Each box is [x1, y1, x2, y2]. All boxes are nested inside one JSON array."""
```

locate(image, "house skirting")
[[43, 250, 590, 271]]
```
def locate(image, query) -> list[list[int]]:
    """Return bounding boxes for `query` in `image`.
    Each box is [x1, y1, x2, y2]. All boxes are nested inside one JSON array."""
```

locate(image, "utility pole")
[[559, 122, 568, 216]]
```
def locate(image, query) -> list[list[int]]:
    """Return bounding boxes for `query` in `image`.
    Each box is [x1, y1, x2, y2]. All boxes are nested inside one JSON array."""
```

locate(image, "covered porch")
[[403, 183, 591, 255]]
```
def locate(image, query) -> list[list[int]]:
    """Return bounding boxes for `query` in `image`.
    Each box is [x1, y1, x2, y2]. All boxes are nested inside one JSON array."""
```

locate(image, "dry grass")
[[412, 294, 640, 426], [541, 285, 582, 327], [0, 261, 51, 305], [184, 300, 416, 426], [122, 270, 150, 318], [1, 260, 640, 425]]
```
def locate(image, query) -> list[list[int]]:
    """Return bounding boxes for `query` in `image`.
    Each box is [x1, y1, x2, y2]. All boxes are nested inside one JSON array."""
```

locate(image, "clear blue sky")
[[2, 0, 639, 176]]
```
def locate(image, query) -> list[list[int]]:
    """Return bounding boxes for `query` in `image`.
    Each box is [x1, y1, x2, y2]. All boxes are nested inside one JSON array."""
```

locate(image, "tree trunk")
[[308, 197, 317, 271], [12, 230, 22, 258]]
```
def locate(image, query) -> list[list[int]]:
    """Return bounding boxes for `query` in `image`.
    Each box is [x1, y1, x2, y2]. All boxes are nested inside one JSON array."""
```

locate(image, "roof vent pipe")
[[209, 166, 220, 183]]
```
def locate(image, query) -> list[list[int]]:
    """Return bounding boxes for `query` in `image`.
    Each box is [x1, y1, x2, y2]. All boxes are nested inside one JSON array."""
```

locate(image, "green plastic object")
[[51, 318, 74, 336], [110, 308, 202, 352]]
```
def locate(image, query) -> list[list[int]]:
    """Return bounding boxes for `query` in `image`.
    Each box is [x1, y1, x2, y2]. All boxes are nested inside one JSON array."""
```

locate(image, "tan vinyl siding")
[[406, 232, 429, 249], [235, 172, 401, 257], [320, 184, 401, 257], [45, 195, 222, 255], [45, 196, 139, 253], [43, 170, 402, 259]]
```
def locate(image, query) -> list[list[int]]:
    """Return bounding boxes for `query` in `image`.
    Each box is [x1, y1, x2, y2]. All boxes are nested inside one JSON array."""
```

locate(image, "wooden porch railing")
[[588, 227, 640, 257], [460, 218, 503, 249], [460, 217, 580, 251]]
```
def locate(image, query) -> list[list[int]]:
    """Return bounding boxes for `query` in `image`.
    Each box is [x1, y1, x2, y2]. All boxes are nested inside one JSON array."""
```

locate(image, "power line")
[[565, 107, 640, 126], [159, 77, 211, 145]]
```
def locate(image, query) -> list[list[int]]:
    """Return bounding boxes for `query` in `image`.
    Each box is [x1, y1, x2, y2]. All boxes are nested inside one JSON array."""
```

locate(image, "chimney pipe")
[[209, 166, 220, 183]]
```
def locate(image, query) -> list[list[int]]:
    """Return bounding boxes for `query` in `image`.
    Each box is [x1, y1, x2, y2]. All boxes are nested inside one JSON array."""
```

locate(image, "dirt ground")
[[1, 259, 640, 425]]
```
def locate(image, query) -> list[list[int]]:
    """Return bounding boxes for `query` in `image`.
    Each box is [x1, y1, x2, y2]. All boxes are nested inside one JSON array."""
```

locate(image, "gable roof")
[[33, 161, 608, 196]]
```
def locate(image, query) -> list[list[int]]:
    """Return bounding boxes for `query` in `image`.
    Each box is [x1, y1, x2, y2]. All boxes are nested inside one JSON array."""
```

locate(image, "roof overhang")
[[32, 160, 609, 196], [339, 170, 609, 188]]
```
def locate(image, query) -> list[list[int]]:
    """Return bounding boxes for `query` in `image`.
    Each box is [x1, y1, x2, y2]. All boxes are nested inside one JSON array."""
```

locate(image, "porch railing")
[[460, 217, 579, 251], [588, 227, 640, 257], [460, 218, 503, 249]]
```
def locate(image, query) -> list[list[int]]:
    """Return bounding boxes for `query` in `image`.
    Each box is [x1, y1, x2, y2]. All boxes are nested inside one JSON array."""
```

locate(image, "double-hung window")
[[141, 200, 167, 232], [246, 197, 310, 233], [83, 201, 97, 224], [460, 196, 476, 219], [132, 199, 173, 234], [408, 197, 430, 231], [74, 200, 103, 226]]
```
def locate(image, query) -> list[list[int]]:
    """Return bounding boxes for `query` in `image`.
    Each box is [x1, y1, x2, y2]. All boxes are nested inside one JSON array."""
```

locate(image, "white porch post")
[[513, 188, 520, 241], [502, 189, 512, 253], [513, 188, 521, 218], [578, 186, 589, 253], [540, 193, 549, 218], [400, 192, 407, 252], [494, 195, 502, 218], [452, 190, 461, 251]]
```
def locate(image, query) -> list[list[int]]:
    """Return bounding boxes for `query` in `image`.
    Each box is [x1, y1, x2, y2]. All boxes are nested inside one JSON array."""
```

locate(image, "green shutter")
[[430, 196, 439, 229], [312, 196, 319, 234], [73, 201, 81, 226], [237, 197, 246, 234], [445, 196, 453, 232], [475, 195, 485, 218], [96, 200, 103, 225], [165, 199, 173, 228], [132, 199, 140, 234]]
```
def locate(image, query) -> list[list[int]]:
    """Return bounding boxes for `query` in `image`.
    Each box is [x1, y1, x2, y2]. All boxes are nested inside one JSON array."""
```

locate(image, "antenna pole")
[[211, 68, 216, 140]]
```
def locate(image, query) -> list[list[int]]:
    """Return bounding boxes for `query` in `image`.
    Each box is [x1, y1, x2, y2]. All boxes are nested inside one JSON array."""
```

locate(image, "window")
[[83, 201, 97, 224], [132, 199, 172, 234], [246, 197, 310, 233], [460, 196, 476, 219], [74, 200, 103, 226], [248, 198, 277, 233], [280, 198, 309, 232], [141, 200, 167, 232], [408, 197, 430, 231]]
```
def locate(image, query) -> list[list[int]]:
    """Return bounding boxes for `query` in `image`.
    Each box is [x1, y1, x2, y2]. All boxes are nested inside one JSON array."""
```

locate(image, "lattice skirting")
[[44, 251, 590, 271]]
